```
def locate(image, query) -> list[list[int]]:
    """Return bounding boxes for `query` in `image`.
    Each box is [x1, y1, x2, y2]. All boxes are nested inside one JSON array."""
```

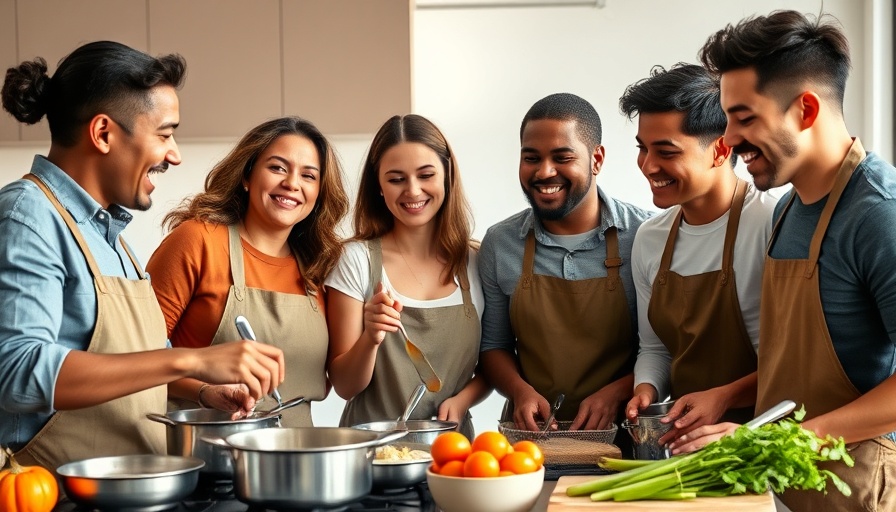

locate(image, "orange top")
[[146, 220, 325, 349]]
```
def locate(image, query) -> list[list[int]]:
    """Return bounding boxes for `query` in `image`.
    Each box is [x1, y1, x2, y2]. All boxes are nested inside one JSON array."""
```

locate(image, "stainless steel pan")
[[352, 419, 457, 446], [204, 427, 407, 509], [371, 442, 432, 489]]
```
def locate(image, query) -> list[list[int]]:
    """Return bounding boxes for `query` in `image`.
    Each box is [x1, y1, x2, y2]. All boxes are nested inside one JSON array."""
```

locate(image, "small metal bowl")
[[57, 454, 204, 511], [372, 442, 433, 489], [352, 419, 457, 446]]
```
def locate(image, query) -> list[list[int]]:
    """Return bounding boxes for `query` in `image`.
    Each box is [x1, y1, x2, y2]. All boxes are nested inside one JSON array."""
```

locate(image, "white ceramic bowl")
[[426, 466, 545, 512]]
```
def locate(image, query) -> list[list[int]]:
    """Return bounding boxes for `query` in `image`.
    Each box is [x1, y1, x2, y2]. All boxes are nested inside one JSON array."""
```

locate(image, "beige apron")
[[14, 174, 167, 470], [757, 139, 896, 511], [339, 238, 480, 439], [508, 227, 634, 422], [647, 180, 757, 424], [207, 224, 327, 427]]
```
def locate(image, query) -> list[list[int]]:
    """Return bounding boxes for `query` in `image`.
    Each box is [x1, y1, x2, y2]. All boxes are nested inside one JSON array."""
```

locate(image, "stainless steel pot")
[[621, 400, 675, 460], [205, 427, 407, 509], [146, 407, 281, 478], [352, 419, 457, 446], [56, 454, 204, 511], [372, 442, 432, 489]]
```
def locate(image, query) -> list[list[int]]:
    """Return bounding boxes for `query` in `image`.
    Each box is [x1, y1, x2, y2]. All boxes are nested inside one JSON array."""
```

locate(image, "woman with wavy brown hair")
[[325, 114, 489, 437], [148, 116, 349, 426]]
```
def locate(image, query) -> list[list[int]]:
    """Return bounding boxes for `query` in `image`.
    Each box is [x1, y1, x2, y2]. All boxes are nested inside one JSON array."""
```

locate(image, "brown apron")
[[508, 227, 634, 422], [757, 139, 896, 511], [339, 238, 480, 439], [647, 180, 757, 423], [208, 224, 327, 427], [14, 174, 167, 470]]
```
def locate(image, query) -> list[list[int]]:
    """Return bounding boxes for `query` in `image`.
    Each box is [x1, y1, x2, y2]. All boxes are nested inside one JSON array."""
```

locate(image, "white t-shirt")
[[324, 240, 484, 318], [631, 184, 776, 400]]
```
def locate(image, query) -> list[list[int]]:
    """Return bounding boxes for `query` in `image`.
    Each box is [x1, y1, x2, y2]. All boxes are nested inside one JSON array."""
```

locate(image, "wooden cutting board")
[[547, 475, 775, 511]]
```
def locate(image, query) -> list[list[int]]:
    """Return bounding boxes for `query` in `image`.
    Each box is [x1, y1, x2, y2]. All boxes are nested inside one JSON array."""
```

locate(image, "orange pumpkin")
[[0, 448, 58, 512]]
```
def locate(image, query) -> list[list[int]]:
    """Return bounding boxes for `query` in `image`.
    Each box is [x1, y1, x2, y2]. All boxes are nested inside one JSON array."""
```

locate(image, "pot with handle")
[[203, 427, 407, 509], [145, 398, 302, 478]]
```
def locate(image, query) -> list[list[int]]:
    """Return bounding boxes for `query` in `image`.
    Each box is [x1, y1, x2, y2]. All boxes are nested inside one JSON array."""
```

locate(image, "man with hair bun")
[[671, 10, 896, 510], [0, 41, 285, 469], [479, 93, 651, 444], [620, 63, 776, 445]]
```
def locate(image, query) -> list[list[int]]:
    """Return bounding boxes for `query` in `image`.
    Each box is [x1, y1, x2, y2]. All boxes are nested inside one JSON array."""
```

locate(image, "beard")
[[737, 128, 798, 192], [522, 172, 593, 221]]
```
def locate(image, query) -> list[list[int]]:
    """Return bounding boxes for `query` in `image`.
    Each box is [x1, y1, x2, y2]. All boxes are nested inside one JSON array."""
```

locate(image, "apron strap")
[[656, 211, 682, 286], [806, 140, 867, 277], [457, 260, 475, 318], [119, 238, 148, 280], [227, 224, 247, 301], [604, 227, 622, 291], [291, 247, 318, 312], [720, 179, 748, 286], [22, 174, 112, 292], [521, 230, 536, 290], [367, 238, 385, 291]]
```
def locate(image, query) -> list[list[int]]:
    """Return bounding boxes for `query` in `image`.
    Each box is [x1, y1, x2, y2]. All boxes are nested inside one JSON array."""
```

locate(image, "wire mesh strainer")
[[498, 421, 620, 465]]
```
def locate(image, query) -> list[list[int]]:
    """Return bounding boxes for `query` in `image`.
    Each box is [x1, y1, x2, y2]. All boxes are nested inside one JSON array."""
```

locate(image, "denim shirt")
[[0, 156, 142, 450], [478, 187, 653, 353]]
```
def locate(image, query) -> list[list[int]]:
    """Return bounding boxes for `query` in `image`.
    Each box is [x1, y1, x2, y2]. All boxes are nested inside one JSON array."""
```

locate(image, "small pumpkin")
[[0, 448, 58, 512]]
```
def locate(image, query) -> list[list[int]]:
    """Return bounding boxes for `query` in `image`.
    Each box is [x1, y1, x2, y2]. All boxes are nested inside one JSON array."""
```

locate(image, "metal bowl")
[[57, 454, 204, 511], [352, 419, 457, 446], [372, 442, 433, 489]]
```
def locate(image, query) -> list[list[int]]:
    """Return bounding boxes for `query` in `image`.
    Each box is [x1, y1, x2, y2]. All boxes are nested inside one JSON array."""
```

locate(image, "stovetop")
[[52, 478, 435, 512]]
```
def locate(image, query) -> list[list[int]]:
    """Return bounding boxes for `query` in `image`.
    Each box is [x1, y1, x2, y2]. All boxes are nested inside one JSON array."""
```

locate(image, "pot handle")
[[374, 430, 410, 446], [145, 413, 177, 426]]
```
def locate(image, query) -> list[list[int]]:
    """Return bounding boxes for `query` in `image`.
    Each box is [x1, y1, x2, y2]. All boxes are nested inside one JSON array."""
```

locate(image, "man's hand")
[[667, 422, 740, 454], [658, 387, 731, 445], [571, 375, 632, 430], [511, 387, 552, 432], [189, 341, 284, 400]]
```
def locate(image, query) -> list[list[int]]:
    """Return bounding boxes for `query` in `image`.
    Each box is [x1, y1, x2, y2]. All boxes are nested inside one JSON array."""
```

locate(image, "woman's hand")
[[362, 283, 402, 345], [200, 383, 256, 419], [438, 395, 470, 426]]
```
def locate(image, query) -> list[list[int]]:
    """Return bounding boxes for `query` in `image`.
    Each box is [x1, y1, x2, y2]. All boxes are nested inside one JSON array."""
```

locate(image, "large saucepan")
[[147, 406, 283, 477], [204, 427, 407, 509]]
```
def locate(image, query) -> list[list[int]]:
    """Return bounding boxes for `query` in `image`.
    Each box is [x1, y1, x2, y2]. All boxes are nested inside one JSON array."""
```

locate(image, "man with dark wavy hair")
[[0, 41, 285, 469], [619, 63, 775, 448], [671, 10, 896, 510]]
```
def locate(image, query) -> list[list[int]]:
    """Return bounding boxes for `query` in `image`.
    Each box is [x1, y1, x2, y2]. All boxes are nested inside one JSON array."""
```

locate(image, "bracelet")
[[197, 384, 212, 408]]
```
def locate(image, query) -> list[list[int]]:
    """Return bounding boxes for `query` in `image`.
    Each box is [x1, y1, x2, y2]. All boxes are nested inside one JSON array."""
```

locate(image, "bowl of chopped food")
[[371, 442, 433, 489]]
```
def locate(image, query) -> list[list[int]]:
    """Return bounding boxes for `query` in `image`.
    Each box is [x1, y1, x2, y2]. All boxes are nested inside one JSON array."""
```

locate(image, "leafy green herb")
[[566, 410, 853, 502]]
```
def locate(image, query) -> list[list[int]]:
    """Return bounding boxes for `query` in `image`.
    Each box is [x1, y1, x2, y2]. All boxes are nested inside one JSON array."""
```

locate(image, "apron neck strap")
[[21, 174, 133, 289], [719, 179, 749, 284], [604, 226, 622, 279], [227, 224, 248, 300], [367, 238, 384, 288]]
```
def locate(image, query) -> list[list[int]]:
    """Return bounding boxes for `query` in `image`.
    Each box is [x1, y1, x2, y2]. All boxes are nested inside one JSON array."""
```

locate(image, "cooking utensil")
[[384, 286, 442, 392], [397, 383, 427, 427], [371, 441, 432, 489], [234, 315, 283, 407], [249, 395, 306, 419], [745, 400, 797, 430], [56, 454, 204, 511], [621, 400, 675, 460], [397, 323, 442, 393], [353, 419, 458, 446], [203, 427, 407, 509], [146, 407, 281, 477], [536, 393, 565, 442]]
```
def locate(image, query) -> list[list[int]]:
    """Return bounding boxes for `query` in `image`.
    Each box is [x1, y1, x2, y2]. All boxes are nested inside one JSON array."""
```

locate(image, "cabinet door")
[[15, 0, 148, 142], [282, 0, 412, 135], [149, 0, 282, 140]]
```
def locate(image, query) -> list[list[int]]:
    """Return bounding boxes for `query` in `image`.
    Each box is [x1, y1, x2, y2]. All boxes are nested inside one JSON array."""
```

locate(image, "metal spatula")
[[235, 315, 283, 407]]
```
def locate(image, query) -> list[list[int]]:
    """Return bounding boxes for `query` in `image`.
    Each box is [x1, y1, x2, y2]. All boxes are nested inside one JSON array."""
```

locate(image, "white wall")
[[0, 0, 885, 435]]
